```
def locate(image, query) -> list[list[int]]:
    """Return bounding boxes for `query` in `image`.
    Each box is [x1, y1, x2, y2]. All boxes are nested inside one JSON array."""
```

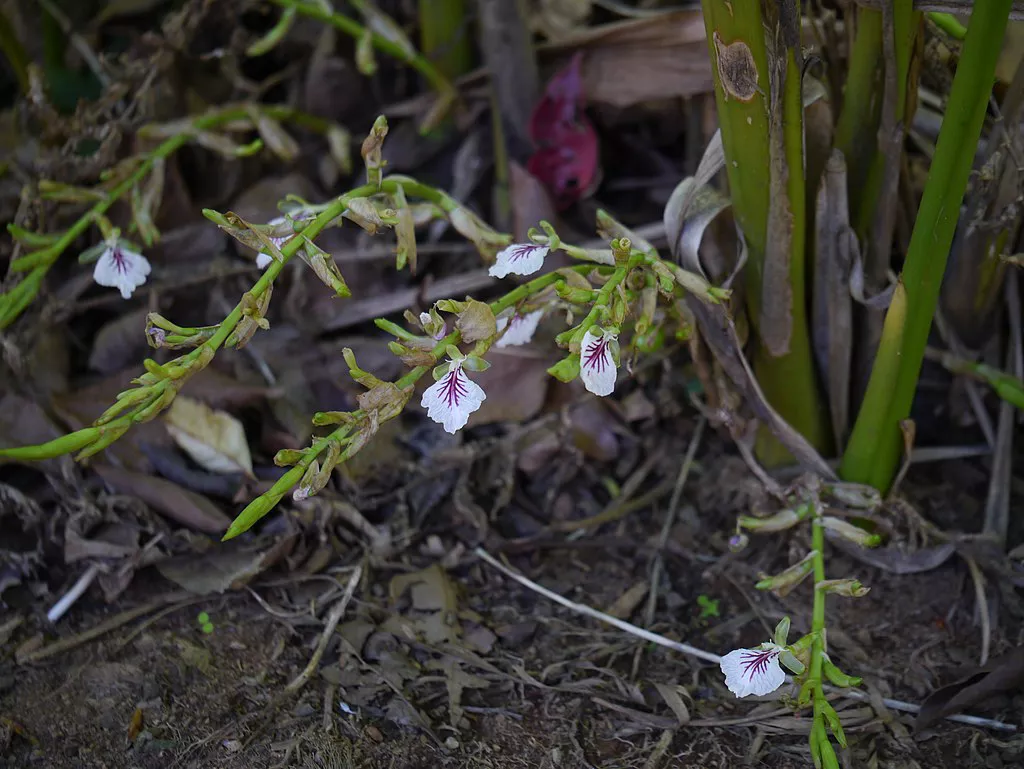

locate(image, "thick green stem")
[[417, 0, 472, 82], [833, 8, 883, 220], [700, 0, 830, 464], [842, 1, 1014, 491]]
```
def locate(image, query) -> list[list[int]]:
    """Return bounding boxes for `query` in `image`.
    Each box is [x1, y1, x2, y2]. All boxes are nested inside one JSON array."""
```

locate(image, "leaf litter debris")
[[0, 2, 1023, 768]]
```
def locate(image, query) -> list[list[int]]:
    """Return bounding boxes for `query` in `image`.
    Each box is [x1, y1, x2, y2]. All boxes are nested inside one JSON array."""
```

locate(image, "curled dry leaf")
[[915, 647, 1024, 732], [538, 11, 712, 108], [89, 308, 151, 374], [812, 150, 856, 450], [164, 396, 254, 477], [93, 464, 232, 534], [664, 139, 835, 480]]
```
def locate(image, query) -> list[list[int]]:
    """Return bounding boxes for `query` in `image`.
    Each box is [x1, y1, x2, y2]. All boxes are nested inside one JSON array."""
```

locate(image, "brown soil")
[[3, 437, 1022, 769]]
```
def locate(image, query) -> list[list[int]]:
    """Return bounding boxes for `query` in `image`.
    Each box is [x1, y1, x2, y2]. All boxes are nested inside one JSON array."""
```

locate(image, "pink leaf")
[[526, 123, 600, 211], [527, 52, 601, 210]]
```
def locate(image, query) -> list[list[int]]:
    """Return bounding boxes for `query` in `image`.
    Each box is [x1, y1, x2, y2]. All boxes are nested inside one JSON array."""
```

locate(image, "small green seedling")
[[197, 611, 215, 634], [697, 594, 720, 620]]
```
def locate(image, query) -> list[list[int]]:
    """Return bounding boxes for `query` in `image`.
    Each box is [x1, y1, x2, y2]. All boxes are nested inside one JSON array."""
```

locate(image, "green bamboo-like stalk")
[[418, 0, 472, 82], [701, 0, 830, 464], [852, 4, 921, 240], [840, 282, 907, 480], [833, 8, 883, 219], [841, 1, 1014, 490]]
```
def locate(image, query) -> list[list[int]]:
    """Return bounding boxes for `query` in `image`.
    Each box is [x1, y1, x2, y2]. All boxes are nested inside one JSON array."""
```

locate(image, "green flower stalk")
[[728, 484, 874, 768], [1, 104, 348, 330], [0, 117, 726, 541]]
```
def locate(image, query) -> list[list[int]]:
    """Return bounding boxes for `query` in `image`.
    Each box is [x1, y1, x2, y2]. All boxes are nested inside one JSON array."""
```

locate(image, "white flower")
[[92, 240, 151, 299], [489, 243, 549, 279], [257, 216, 291, 269], [580, 328, 617, 396], [495, 309, 544, 348], [720, 643, 787, 698], [420, 359, 486, 434]]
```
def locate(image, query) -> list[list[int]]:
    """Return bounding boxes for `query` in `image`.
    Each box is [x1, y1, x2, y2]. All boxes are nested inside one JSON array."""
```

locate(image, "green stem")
[[928, 12, 968, 40], [843, 0, 1014, 491], [417, 0, 471, 82], [0, 105, 338, 329], [225, 259, 596, 540], [700, 0, 830, 464], [807, 511, 837, 767], [833, 8, 883, 213], [270, 0, 453, 95]]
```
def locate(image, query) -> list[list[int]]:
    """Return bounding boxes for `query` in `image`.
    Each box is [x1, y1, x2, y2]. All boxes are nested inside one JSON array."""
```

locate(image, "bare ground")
[[3, 429, 1024, 769]]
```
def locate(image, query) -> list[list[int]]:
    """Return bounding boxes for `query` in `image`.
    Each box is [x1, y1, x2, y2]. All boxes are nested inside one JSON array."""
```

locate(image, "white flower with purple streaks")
[[495, 309, 544, 348], [421, 359, 486, 434], [720, 643, 786, 698], [92, 240, 151, 299], [489, 243, 549, 279], [580, 328, 617, 396]]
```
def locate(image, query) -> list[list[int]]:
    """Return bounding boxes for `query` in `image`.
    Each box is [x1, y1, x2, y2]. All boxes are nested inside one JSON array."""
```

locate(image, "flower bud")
[[728, 532, 749, 552], [822, 657, 862, 688], [356, 382, 410, 422], [779, 649, 805, 675], [556, 284, 600, 304], [547, 355, 581, 383], [755, 551, 817, 596], [312, 411, 356, 426], [773, 616, 790, 646], [361, 115, 388, 186], [274, 449, 306, 467], [825, 482, 882, 511], [815, 578, 870, 598], [820, 517, 882, 548], [738, 502, 812, 532]]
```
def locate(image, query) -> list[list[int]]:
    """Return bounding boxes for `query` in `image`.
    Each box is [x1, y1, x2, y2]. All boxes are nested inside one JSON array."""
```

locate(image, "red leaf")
[[526, 122, 600, 211], [527, 52, 601, 209], [529, 52, 587, 144]]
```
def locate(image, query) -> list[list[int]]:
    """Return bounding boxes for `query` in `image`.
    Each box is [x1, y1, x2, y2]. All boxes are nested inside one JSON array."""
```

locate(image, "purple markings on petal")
[[439, 368, 469, 408], [507, 245, 543, 263], [739, 648, 780, 681], [583, 336, 611, 373]]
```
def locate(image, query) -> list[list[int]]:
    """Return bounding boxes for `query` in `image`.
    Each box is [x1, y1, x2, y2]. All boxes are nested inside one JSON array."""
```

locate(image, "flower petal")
[[579, 328, 616, 396], [720, 645, 786, 698], [495, 309, 544, 348], [488, 244, 548, 279], [256, 252, 274, 270], [420, 362, 486, 434], [92, 245, 152, 300]]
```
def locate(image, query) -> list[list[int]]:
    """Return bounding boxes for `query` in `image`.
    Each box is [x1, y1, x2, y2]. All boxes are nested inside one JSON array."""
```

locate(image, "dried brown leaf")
[[93, 464, 232, 533], [164, 396, 254, 477], [812, 150, 856, 450], [156, 547, 278, 595], [89, 309, 151, 374], [539, 12, 713, 107], [915, 647, 1024, 732]]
